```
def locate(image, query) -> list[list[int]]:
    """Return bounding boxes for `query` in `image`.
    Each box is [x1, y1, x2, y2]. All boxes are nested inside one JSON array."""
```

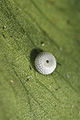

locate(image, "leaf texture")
[[0, 0, 80, 120]]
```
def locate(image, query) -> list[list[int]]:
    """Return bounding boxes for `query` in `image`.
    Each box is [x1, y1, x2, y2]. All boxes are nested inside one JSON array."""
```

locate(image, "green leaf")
[[0, 0, 80, 120]]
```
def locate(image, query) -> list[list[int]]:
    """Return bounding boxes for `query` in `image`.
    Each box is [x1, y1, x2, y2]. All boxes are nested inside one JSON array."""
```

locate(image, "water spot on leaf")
[[59, 47, 63, 51], [66, 73, 70, 79], [3, 25, 6, 29], [41, 41, 45, 46], [10, 80, 14, 83], [25, 76, 32, 84]]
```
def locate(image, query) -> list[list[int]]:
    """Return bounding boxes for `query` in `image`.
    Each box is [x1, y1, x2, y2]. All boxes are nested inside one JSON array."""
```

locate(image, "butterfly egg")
[[35, 52, 56, 75]]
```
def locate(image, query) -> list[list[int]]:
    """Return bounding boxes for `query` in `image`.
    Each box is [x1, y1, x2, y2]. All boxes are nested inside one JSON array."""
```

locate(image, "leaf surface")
[[0, 0, 80, 120]]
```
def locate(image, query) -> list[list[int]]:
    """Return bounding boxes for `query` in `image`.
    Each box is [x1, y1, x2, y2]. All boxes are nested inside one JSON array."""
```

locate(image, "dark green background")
[[0, 0, 80, 120]]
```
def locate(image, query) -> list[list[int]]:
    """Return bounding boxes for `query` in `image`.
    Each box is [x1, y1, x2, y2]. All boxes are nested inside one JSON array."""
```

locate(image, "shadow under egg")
[[30, 48, 43, 70]]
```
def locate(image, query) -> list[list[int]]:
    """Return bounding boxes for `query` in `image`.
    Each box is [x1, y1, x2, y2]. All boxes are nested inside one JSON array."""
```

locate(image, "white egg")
[[35, 52, 56, 75]]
